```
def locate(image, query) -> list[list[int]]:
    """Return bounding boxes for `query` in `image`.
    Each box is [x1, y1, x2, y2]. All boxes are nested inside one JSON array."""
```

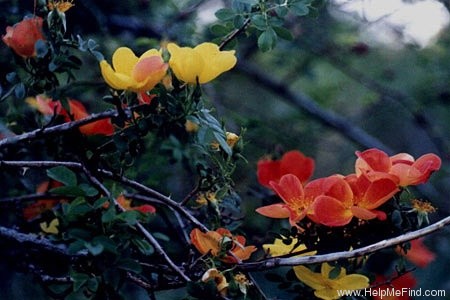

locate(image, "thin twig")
[[80, 164, 192, 282], [0, 225, 86, 256], [219, 18, 251, 50], [0, 160, 208, 231], [237, 215, 450, 271]]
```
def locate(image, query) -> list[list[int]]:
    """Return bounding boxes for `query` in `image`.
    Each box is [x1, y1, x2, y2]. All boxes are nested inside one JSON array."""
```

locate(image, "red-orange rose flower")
[[397, 238, 436, 268], [116, 194, 156, 214], [257, 150, 315, 188], [2, 16, 45, 57], [372, 273, 417, 300], [28, 95, 114, 136], [312, 173, 399, 226], [355, 148, 441, 187], [257, 174, 354, 227], [190, 228, 256, 264], [23, 180, 64, 221]]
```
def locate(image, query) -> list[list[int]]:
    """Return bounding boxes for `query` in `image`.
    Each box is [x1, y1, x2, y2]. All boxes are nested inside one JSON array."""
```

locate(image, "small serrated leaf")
[[47, 166, 77, 186]]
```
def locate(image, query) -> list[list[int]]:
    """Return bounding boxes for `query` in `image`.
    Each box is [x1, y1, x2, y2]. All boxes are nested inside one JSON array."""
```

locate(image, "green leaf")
[[92, 236, 118, 254], [117, 258, 142, 274], [35, 39, 48, 58], [50, 186, 86, 197], [233, 14, 245, 28], [71, 272, 89, 292], [101, 204, 116, 223], [213, 131, 232, 156], [215, 8, 235, 21], [251, 14, 267, 31], [93, 197, 108, 209], [258, 27, 277, 52], [79, 183, 99, 197], [132, 238, 155, 255], [14, 83, 25, 99], [290, 2, 310, 16], [68, 240, 85, 254], [273, 26, 294, 41], [117, 210, 140, 226], [210, 24, 230, 36], [47, 166, 77, 186], [84, 241, 104, 256]]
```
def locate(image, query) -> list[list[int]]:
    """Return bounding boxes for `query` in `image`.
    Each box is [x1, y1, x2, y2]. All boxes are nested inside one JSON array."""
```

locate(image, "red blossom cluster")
[[2, 16, 44, 58], [256, 149, 441, 227], [29, 95, 114, 136]]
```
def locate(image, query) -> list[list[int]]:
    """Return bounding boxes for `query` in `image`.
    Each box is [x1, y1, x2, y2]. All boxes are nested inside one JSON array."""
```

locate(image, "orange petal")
[[134, 204, 156, 214], [350, 206, 378, 220], [190, 228, 221, 256], [312, 196, 353, 226], [256, 203, 290, 219], [279, 150, 315, 184], [269, 174, 305, 206], [360, 178, 399, 210], [355, 148, 391, 175], [257, 159, 281, 188], [400, 239, 436, 268]]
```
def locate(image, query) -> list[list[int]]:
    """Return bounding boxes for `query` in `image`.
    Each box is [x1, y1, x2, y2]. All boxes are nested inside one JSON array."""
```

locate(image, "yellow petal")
[[168, 43, 204, 84], [132, 56, 168, 91], [112, 47, 138, 75], [263, 238, 314, 257], [40, 218, 59, 234], [335, 274, 369, 291], [139, 48, 161, 60], [293, 265, 326, 291], [100, 60, 135, 90], [195, 42, 236, 83], [314, 288, 341, 300]]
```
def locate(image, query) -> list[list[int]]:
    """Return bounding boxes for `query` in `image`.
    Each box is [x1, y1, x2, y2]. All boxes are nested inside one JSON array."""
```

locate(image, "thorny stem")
[[237, 215, 450, 271], [80, 164, 192, 282]]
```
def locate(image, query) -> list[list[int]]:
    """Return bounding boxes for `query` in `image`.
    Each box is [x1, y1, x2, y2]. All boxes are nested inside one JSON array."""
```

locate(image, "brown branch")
[[0, 225, 86, 256], [237, 215, 450, 271], [79, 164, 192, 282], [0, 109, 122, 149], [236, 60, 394, 153], [219, 18, 251, 50], [0, 160, 208, 231]]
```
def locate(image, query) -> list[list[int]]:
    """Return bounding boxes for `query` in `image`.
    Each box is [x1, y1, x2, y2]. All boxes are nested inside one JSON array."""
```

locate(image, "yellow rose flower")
[[99, 47, 168, 92], [262, 237, 316, 257], [293, 263, 369, 300], [167, 42, 237, 84]]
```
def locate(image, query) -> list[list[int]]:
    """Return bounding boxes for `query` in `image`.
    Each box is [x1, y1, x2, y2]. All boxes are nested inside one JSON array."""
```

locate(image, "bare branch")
[[236, 60, 393, 153], [237, 215, 450, 271], [0, 225, 86, 256], [0, 109, 121, 149]]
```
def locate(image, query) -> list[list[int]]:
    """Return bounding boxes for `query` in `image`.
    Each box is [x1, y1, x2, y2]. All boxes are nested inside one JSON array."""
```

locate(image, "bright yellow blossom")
[[167, 42, 237, 84], [48, 0, 75, 13], [263, 237, 316, 257], [293, 263, 369, 300], [100, 47, 168, 92]]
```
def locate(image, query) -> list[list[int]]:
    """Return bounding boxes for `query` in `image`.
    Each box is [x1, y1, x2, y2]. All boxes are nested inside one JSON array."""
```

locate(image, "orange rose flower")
[[312, 173, 399, 226], [2, 16, 45, 57], [372, 273, 417, 300], [257, 150, 315, 188], [27, 95, 114, 136], [190, 228, 256, 264], [355, 148, 441, 187]]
